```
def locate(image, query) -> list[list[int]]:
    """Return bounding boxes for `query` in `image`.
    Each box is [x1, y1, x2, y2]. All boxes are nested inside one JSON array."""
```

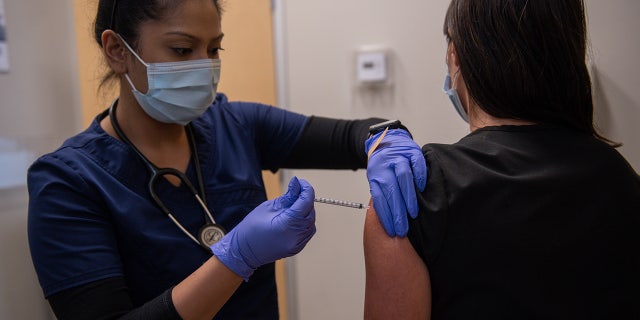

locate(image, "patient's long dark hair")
[[444, 0, 618, 145]]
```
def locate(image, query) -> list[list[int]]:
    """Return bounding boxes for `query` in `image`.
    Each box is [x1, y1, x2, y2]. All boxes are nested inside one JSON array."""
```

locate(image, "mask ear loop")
[[446, 44, 472, 121], [451, 70, 460, 88], [446, 42, 464, 93], [116, 34, 149, 67], [115, 34, 149, 94], [452, 69, 475, 122]]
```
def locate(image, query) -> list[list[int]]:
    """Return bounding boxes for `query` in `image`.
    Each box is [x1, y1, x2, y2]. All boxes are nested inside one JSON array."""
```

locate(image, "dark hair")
[[444, 0, 618, 145], [94, 0, 223, 87]]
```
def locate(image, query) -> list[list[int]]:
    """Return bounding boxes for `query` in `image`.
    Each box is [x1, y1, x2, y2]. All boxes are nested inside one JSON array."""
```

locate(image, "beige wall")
[[73, 0, 115, 125]]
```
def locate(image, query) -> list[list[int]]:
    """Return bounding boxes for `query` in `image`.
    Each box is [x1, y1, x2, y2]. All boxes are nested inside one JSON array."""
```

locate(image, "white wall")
[[277, 1, 640, 319], [586, 0, 640, 169], [0, 0, 81, 318]]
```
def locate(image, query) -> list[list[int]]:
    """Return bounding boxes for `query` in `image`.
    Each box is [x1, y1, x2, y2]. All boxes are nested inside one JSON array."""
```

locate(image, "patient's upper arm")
[[363, 201, 431, 320]]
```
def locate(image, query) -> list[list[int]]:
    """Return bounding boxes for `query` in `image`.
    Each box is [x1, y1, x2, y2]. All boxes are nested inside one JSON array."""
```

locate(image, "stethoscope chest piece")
[[199, 223, 227, 249]]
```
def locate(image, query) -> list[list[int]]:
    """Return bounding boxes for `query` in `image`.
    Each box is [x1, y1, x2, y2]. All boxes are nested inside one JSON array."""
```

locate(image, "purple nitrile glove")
[[211, 176, 316, 281], [365, 129, 427, 237]]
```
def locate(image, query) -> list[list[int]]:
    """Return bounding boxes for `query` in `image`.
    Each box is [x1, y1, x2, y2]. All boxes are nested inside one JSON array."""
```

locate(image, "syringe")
[[314, 197, 369, 210]]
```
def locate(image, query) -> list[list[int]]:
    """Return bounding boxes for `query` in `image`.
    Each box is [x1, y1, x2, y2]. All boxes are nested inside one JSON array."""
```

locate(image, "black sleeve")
[[407, 146, 448, 268], [47, 277, 182, 320], [282, 116, 386, 170]]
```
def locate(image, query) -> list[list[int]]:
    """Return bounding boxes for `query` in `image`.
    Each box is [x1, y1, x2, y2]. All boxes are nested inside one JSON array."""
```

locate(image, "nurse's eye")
[[209, 47, 224, 57], [172, 47, 193, 56]]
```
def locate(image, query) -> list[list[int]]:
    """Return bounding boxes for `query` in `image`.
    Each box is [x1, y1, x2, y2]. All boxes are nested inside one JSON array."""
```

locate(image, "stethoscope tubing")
[[108, 100, 222, 248]]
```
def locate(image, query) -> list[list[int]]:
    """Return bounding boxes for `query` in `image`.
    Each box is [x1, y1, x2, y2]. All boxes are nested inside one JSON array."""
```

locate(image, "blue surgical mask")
[[118, 34, 221, 126], [443, 73, 469, 123]]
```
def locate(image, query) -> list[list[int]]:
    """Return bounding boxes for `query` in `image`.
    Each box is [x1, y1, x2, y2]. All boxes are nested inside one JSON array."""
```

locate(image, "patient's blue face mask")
[[118, 34, 221, 126], [443, 73, 469, 123]]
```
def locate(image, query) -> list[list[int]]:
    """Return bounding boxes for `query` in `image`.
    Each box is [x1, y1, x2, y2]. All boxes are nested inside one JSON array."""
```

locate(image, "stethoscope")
[[109, 100, 226, 253]]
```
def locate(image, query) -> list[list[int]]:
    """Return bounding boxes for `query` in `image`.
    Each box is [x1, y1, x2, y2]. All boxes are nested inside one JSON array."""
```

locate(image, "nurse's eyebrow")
[[164, 32, 225, 42]]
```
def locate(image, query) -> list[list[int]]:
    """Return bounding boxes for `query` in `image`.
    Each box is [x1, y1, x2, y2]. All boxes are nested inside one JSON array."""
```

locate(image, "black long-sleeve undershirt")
[[48, 277, 181, 320], [282, 116, 385, 170]]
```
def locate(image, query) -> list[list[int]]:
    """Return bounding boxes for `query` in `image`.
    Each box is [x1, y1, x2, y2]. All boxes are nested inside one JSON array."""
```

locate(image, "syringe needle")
[[314, 197, 369, 210]]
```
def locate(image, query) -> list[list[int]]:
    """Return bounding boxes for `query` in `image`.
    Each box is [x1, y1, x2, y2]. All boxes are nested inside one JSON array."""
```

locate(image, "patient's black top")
[[408, 124, 640, 320]]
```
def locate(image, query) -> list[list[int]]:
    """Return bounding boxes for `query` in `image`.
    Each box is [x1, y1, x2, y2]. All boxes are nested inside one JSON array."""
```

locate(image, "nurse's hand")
[[211, 176, 316, 281], [365, 129, 427, 237]]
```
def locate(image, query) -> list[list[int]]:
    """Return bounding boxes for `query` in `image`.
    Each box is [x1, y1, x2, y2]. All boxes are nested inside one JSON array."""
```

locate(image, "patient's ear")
[[447, 43, 460, 69]]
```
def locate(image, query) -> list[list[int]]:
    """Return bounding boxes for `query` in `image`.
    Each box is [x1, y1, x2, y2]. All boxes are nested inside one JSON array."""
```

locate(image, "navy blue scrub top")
[[27, 94, 308, 318]]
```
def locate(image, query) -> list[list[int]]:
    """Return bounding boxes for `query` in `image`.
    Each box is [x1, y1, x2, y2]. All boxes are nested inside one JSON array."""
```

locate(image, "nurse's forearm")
[[172, 256, 243, 320]]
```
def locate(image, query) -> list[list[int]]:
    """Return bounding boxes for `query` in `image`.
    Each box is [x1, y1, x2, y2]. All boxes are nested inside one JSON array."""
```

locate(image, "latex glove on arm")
[[366, 128, 427, 237], [211, 176, 316, 280], [172, 177, 315, 319]]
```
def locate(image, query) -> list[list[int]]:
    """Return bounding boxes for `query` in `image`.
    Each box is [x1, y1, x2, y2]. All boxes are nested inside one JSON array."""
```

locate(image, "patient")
[[364, 0, 640, 319]]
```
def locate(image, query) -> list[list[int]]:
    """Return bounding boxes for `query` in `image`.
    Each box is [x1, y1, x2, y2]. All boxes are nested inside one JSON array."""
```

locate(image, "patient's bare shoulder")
[[363, 201, 431, 320]]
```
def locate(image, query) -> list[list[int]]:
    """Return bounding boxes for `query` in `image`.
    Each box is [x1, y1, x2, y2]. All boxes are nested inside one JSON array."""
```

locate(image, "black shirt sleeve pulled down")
[[47, 277, 182, 320], [283, 116, 386, 170]]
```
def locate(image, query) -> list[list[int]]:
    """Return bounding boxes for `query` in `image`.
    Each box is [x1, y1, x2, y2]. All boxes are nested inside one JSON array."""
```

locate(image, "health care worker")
[[26, 0, 427, 319]]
